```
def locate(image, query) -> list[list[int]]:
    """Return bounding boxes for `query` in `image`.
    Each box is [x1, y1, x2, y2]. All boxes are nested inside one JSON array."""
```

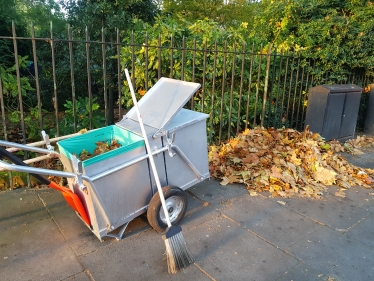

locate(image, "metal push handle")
[[0, 140, 60, 156], [0, 146, 52, 185], [125, 68, 173, 228], [0, 146, 91, 225]]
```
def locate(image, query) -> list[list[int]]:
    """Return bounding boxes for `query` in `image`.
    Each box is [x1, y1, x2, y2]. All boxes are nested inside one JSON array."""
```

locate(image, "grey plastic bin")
[[304, 84, 362, 141]]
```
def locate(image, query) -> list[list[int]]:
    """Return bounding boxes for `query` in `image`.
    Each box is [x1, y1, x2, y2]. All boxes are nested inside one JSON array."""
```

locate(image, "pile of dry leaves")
[[78, 139, 122, 161], [209, 127, 374, 198]]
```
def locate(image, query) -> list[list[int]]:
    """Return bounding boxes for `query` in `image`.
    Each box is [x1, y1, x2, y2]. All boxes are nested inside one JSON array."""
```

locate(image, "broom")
[[124, 69, 194, 273]]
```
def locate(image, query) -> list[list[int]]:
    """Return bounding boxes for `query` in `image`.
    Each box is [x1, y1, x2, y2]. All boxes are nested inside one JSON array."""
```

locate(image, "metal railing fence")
[[1, 23, 373, 145]]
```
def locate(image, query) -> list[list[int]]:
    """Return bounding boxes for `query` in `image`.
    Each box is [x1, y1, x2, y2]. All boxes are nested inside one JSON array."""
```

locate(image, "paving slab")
[[327, 185, 374, 214], [181, 192, 220, 231], [37, 189, 118, 256], [340, 148, 374, 169], [275, 262, 337, 281], [287, 226, 374, 281], [218, 194, 323, 249], [188, 179, 248, 206], [0, 189, 49, 230], [2, 170, 374, 281], [79, 228, 212, 281], [346, 213, 374, 248], [62, 271, 92, 281], [267, 192, 371, 231], [183, 215, 299, 281], [0, 217, 84, 281]]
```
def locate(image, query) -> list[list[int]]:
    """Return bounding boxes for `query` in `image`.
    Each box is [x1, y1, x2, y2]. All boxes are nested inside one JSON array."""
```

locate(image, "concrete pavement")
[[1, 151, 374, 281]]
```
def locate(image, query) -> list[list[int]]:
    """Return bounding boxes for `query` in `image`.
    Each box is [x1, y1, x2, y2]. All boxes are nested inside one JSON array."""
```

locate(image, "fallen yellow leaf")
[[249, 191, 258, 196], [335, 190, 346, 198]]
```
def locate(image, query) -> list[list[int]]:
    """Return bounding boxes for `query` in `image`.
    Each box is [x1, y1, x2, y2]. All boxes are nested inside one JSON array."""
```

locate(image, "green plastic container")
[[57, 125, 144, 167]]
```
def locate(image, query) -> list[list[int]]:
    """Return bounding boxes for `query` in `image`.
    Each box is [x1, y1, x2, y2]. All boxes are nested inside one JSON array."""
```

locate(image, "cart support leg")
[[103, 222, 130, 241], [170, 144, 204, 180]]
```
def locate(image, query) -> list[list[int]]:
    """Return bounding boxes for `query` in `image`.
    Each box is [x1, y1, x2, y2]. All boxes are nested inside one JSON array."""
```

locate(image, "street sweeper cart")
[[0, 75, 210, 244]]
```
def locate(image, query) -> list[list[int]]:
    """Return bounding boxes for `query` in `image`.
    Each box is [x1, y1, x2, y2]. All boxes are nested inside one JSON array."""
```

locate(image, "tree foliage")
[[0, 0, 27, 33], [59, 0, 160, 39], [120, 17, 265, 141], [1, 0, 374, 141], [163, 0, 259, 28], [0, 0, 29, 66], [252, 0, 374, 77], [18, 0, 66, 36]]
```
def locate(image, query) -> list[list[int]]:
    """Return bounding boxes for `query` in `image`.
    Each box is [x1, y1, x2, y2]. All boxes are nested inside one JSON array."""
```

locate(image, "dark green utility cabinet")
[[304, 84, 362, 142]]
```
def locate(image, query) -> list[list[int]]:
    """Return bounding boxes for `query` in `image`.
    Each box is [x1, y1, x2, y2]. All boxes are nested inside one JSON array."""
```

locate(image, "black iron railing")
[[0, 22, 373, 147]]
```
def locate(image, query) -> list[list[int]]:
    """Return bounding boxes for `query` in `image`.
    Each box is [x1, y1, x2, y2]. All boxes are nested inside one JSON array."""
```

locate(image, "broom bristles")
[[163, 226, 194, 274]]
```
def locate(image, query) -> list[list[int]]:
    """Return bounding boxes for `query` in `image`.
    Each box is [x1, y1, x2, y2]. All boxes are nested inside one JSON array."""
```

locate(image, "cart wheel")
[[147, 186, 188, 233]]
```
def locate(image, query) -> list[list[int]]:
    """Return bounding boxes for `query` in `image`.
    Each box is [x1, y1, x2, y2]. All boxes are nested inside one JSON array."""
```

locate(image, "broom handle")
[[125, 69, 172, 228]]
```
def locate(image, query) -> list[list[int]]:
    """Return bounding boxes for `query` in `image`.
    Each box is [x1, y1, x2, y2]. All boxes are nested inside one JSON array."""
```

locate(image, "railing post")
[[295, 63, 305, 130], [131, 30, 135, 91], [290, 56, 301, 128], [86, 26, 93, 129], [245, 43, 255, 130], [170, 34, 173, 78], [13, 21, 30, 187], [0, 77, 7, 140], [191, 38, 197, 110], [31, 22, 43, 131], [300, 61, 312, 127], [228, 42, 237, 139], [285, 54, 296, 125], [181, 36, 185, 81], [237, 42, 246, 134], [158, 34, 161, 80], [12, 21, 26, 143], [261, 44, 272, 128], [266, 46, 278, 128], [68, 25, 77, 132], [202, 40, 207, 113], [102, 27, 108, 125], [208, 41, 218, 145], [50, 21, 59, 136], [117, 28, 122, 117], [219, 41, 227, 143], [145, 32, 149, 91], [254, 44, 263, 127]]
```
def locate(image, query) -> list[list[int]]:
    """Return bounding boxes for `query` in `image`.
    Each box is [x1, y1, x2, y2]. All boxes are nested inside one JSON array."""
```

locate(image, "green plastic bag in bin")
[[57, 125, 144, 167]]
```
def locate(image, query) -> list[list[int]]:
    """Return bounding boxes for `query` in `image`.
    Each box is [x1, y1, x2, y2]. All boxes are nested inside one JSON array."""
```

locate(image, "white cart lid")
[[118, 77, 201, 136], [117, 108, 209, 138]]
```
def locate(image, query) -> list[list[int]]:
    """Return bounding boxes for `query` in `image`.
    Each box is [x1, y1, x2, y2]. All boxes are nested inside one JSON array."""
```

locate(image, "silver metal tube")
[[3, 132, 84, 153], [89, 143, 202, 182], [0, 155, 56, 171], [0, 159, 112, 229], [0, 160, 76, 178], [0, 140, 60, 155], [171, 144, 203, 180], [0, 158, 113, 231], [89, 146, 169, 182]]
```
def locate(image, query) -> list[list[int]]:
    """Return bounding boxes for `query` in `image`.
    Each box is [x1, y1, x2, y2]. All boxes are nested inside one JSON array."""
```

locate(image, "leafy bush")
[[8, 106, 48, 141], [0, 55, 35, 111], [120, 18, 266, 142], [252, 0, 374, 80], [48, 96, 105, 137]]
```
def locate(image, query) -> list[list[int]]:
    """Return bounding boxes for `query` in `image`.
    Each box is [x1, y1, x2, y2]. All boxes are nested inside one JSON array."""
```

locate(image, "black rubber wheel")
[[147, 186, 188, 233]]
